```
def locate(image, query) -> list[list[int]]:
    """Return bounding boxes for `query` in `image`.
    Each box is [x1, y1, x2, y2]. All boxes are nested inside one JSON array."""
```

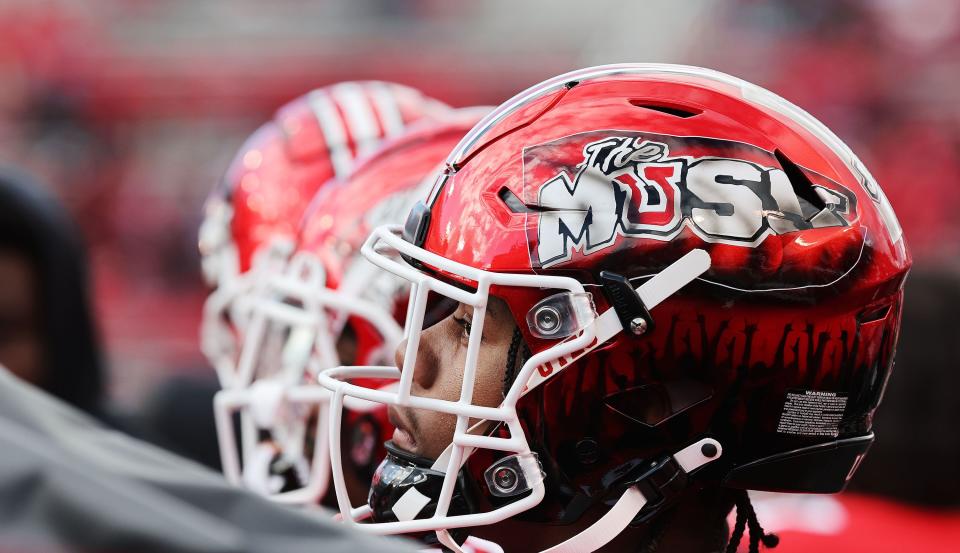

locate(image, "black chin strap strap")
[[725, 490, 779, 553], [538, 438, 723, 553]]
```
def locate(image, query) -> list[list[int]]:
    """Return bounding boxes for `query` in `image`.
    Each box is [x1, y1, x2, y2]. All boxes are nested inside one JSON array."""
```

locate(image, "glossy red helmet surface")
[[299, 107, 494, 294], [320, 65, 910, 549], [200, 82, 450, 388], [199, 81, 451, 285]]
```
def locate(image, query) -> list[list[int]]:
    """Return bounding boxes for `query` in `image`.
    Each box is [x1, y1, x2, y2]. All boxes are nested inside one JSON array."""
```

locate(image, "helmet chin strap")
[[540, 438, 722, 553], [432, 532, 503, 553], [434, 438, 722, 553]]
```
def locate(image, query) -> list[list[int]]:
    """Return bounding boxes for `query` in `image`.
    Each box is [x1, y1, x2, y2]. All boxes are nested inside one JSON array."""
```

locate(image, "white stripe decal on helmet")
[[368, 82, 406, 137], [332, 82, 381, 157], [308, 89, 353, 178]]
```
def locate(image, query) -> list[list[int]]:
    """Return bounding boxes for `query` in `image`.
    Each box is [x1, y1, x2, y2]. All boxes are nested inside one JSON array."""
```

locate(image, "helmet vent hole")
[[627, 99, 702, 118], [498, 186, 535, 214], [774, 149, 827, 213]]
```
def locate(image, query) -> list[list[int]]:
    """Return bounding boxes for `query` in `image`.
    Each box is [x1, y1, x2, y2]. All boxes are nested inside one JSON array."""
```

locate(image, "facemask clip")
[[483, 452, 544, 498], [599, 271, 655, 336], [526, 292, 596, 340]]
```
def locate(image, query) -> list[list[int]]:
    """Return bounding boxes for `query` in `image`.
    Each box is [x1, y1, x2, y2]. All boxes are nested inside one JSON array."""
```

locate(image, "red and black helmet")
[[319, 65, 910, 551]]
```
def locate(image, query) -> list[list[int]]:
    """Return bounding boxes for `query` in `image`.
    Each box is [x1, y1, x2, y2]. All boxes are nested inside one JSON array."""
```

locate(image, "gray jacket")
[[0, 367, 415, 553]]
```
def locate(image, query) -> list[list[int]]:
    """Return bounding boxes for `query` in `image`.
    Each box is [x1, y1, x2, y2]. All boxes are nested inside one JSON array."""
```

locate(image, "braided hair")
[[725, 490, 779, 553], [502, 327, 532, 396]]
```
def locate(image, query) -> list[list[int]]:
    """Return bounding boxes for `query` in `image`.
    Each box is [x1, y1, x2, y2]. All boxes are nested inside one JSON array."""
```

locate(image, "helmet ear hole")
[[498, 186, 534, 214]]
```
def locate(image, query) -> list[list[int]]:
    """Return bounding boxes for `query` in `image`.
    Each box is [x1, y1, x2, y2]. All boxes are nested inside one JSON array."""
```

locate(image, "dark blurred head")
[[0, 166, 104, 415]]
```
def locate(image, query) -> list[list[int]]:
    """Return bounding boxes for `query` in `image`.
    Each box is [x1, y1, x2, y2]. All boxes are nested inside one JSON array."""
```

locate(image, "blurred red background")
[[1, 0, 957, 410]]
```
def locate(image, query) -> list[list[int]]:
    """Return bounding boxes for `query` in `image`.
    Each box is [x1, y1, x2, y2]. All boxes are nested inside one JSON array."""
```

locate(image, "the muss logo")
[[526, 132, 857, 268]]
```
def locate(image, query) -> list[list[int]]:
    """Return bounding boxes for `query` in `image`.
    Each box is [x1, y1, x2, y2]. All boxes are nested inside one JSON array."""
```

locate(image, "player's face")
[[0, 249, 44, 385], [389, 296, 516, 460]]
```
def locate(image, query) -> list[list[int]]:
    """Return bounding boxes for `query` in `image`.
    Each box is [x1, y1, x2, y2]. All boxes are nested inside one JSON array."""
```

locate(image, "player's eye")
[[453, 315, 472, 340]]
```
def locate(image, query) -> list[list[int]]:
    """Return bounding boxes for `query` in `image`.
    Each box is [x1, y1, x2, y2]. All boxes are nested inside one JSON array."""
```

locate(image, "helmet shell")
[[415, 66, 909, 522]]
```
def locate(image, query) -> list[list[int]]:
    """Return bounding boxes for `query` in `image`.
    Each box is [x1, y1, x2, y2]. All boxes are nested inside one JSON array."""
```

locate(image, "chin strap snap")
[[541, 438, 723, 553]]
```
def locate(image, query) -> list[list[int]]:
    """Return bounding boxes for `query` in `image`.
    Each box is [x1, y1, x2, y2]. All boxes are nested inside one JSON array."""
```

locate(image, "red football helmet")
[[319, 65, 910, 551], [212, 108, 491, 505], [199, 81, 451, 389]]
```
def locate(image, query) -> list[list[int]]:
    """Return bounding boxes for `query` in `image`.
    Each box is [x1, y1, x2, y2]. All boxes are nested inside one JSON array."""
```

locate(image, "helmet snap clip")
[[600, 271, 655, 337]]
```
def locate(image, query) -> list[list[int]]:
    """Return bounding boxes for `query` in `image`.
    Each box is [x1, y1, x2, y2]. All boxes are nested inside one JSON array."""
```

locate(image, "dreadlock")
[[725, 490, 779, 553], [503, 327, 532, 395]]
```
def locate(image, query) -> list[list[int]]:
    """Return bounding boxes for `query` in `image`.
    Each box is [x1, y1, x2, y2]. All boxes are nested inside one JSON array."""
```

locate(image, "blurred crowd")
[[0, 0, 958, 548], [5, 0, 953, 402], [0, 0, 594, 403]]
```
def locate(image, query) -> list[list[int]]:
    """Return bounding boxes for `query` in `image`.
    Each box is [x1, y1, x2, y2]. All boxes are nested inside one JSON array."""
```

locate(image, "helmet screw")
[[535, 306, 562, 335], [493, 466, 519, 494], [701, 442, 718, 458], [629, 317, 648, 335]]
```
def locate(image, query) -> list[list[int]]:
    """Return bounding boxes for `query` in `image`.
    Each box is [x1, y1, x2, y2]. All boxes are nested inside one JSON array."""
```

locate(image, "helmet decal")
[[526, 131, 858, 269]]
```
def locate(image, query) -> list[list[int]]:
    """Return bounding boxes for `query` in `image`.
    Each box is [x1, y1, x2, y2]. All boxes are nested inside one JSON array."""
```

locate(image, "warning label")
[[776, 389, 849, 437]]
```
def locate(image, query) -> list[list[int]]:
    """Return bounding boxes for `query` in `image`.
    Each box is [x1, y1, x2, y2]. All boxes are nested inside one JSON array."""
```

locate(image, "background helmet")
[[213, 108, 491, 506], [319, 64, 910, 551], [199, 81, 451, 389]]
